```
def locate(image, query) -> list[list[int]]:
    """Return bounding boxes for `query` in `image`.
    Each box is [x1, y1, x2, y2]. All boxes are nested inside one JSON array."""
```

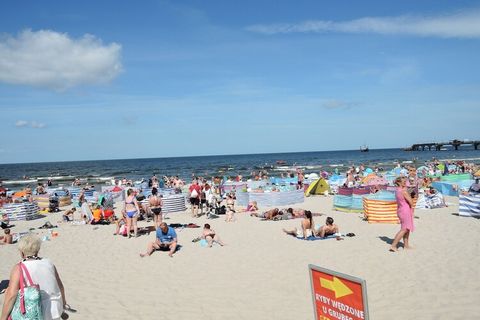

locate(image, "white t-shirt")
[[22, 259, 63, 320]]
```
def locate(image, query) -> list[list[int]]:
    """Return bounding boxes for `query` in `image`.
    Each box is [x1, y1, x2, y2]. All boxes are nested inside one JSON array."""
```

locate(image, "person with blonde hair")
[[390, 176, 416, 252], [1, 234, 68, 320]]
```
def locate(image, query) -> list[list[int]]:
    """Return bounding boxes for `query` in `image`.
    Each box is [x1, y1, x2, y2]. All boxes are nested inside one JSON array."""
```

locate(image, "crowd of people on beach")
[[1, 159, 480, 319]]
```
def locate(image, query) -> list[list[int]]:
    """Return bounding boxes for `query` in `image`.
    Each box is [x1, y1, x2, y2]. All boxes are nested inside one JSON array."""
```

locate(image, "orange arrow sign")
[[320, 276, 353, 299]]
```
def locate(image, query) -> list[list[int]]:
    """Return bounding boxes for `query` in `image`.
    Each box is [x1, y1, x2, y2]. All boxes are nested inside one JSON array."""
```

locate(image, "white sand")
[[1, 196, 480, 319]]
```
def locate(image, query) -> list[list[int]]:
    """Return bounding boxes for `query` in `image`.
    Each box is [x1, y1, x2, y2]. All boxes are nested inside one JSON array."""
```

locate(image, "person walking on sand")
[[390, 177, 415, 252]]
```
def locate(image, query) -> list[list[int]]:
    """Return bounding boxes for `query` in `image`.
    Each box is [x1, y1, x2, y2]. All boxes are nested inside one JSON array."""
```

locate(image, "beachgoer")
[[114, 211, 127, 236], [62, 208, 76, 222], [149, 187, 163, 227], [252, 208, 282, 220], [198, 223, 225, 247], [390, 177, 415, 252], [140, 222, 177, 258], [241, 201, 258, 213], [124, 189, 140, 238], [283, 210, 314, 239], [315, 217, 339, 238], [0, 234, 67, 320], [0, 228, 13, 245], [36, 183, 46, 195], [91, 204, 109, 225], [189, 180, 201, 218], [223, 194, 236, 222]]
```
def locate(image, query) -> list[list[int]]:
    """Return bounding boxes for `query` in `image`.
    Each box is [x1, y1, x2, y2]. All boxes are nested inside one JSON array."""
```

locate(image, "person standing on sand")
[[189, 180, 201, 218], [149, 187, 163, 227], [124, 189, 140, 238], [390, 177, 415, 252]]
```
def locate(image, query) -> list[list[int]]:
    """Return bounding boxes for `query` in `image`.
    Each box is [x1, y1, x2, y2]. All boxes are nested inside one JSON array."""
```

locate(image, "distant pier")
[[405, 139, 480, 151]]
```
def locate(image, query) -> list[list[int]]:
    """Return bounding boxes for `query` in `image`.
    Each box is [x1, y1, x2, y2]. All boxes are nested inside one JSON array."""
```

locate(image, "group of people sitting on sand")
[[283, 212, 341, 240]]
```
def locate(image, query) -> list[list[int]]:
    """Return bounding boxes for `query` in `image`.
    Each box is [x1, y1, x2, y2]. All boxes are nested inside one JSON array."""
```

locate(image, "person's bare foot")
[[336, 237, 344, 241], [404, 246, 414, 250], [168, 252, 174, 257], [139, 253, 147, 258], [389, 247, 398, 252]]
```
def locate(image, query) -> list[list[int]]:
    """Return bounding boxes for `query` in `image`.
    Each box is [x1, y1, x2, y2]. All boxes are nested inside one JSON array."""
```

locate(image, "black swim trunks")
[[151, 208, 162, 215]]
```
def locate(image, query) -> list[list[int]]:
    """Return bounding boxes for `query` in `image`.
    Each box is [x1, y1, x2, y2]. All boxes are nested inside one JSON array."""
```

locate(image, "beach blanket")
[[261, 213, 323, 221], [295, 235, 339, 241]]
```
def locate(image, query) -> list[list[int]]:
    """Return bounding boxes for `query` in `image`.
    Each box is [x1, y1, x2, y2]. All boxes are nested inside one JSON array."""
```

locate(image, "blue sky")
[[0, 0, 479, 163]]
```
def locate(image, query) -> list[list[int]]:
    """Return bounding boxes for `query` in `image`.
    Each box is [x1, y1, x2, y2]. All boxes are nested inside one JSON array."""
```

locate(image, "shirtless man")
[[251, 208, 282, 220], [315, 217, 340, 238]]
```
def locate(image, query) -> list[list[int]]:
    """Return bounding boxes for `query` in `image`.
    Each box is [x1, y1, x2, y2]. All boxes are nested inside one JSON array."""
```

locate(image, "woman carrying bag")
[[1, 234, 68, 320]]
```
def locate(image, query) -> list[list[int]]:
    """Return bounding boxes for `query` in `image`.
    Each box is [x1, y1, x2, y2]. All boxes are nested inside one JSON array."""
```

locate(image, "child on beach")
[[62, 208, 76, 222], [193, 223, 225, 247], [0, 228, 13, 245], [114, 211, 127, 236]]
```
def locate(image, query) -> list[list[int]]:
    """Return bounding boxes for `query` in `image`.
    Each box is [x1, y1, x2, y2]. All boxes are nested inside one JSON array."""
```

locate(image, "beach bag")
[[190, 188, 198, 198], [10, 262, 43, 320]]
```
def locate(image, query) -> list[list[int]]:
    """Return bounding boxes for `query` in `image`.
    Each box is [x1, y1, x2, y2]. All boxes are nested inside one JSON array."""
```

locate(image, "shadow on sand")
[[379, 236, 404, 248]]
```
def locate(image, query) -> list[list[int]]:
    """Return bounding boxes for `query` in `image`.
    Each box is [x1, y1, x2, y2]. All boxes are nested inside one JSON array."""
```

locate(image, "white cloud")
[[247, 10, 480, 38], [0, 29, 122, 90], [15, 120, 29, 127], [30, 121, 46, 129], [15, 120, 47, 129]]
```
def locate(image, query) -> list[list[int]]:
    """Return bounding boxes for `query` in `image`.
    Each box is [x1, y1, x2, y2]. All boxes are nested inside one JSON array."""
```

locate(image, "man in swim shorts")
[[140, 222, 178, 258]]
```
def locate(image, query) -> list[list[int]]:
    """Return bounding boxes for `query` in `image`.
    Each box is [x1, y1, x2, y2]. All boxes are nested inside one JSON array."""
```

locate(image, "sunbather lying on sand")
[[237, 201, 258, 213], [251, 208, 283, 220], [193, 223, 225, 247]]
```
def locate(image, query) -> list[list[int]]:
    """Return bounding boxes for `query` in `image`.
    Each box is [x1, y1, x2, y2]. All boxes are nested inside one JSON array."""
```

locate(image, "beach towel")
[[295, 235, 339, 241]]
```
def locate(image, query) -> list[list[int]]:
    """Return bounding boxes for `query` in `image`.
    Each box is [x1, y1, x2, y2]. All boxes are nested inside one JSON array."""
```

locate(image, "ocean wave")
[[2, 179, 38, 185]]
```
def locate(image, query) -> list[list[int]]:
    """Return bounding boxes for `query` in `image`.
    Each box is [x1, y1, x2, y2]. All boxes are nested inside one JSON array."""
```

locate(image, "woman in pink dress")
[[390, 176, 415, 252]]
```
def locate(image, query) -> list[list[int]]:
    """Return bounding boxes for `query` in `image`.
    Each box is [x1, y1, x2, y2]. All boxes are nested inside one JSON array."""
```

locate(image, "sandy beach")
[[1, 195, 479, 319]]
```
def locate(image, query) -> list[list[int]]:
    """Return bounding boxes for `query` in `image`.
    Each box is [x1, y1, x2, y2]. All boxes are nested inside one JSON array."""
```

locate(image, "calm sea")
[[1, 148, 479, 189]]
